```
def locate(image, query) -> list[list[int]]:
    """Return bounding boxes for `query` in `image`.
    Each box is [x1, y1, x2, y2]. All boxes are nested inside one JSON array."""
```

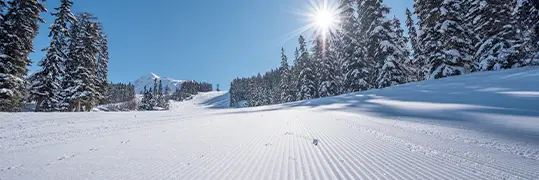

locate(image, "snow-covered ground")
[[1, 67, 539, 179]]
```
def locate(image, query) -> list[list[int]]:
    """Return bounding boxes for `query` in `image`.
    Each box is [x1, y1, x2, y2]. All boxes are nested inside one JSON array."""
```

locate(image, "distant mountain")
[[132, 73, 187, 94]]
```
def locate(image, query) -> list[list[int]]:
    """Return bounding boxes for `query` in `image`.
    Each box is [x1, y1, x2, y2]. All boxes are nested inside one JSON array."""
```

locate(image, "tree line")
[[139, 79, 213, 111], [0, 0, 110, 112], [140, 79, 170, 111], [170, 80, 212, 101], [230, 0, 538, 107], [105, 82, 135, 105]]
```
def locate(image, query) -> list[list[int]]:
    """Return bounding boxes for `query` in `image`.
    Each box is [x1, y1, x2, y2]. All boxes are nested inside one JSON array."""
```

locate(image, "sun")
[[283, 0, 341, 43], [308, 0, 340, 38], [315, 10, 334, 30]]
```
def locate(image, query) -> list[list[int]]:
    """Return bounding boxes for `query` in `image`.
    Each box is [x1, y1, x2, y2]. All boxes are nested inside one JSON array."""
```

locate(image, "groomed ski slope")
[[1, 67, 539, 180]]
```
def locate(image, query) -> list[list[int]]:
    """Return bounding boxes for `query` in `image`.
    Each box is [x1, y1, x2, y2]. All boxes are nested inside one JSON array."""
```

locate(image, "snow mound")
[[169, 91, 230, 111]]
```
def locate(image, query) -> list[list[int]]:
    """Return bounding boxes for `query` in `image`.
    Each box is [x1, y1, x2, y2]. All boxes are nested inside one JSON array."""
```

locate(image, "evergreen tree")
[[513, 0, 538, 64], [140, 86, 155, 110], [405, 8, 423, 80], [278, 48, 294, 103], [374, 15, 411, 88], [156, 80, 169, 110], [317, 36, 341, 97], [468, 0, 524, 71], [152, 78, 158, 96], [415, 0, 474, 79], [297, 36, 316, 100], [0, 0, 5, 28], [340, 0, 369, 92], [249, 74, 264, 106], [405, 8, 417, 56], [0, 0, 46, 111], [96, 30, 109, 103], [29, 0, 75, 112], [357, 0, 409, 88], [158, 80, 163, 95], [62, 13, 102, 111], [291, 47, 300, 101]]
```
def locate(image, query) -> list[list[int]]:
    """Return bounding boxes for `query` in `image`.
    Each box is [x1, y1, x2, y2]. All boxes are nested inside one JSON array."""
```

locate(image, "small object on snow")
[[313, 139, 319, 146]]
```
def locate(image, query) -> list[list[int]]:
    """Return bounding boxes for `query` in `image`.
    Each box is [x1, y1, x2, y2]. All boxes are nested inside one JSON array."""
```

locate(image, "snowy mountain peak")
[[149, 72, 160, 79], [132, 72, 187, 94]]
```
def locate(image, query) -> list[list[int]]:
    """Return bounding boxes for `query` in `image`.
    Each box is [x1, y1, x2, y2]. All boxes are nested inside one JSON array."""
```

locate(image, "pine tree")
[[405, 8, 423, 80], [0, 0, 46, 111], [29, 0, 75, 112], [96, 30, 109, 104], [340, 0, 369, 93], [415, 0, 474, 79], [249, 74, 264, 107], [152, 78, 158, 96], [62, 13, 102, 111], [358, 0, 407, 88], [291, 47, 300, 101], [468, 0, 523, 71], [317, 35, 341, 97], [405, 8, 417, 56], [140, 86, 154, 110], [0, 0, 5, 27], [297, 36, 316, 100], [374, 15, 411, 88], [513, 0, 538, 64], [156, 80, 169, 109], [278, 48, 294, 103]]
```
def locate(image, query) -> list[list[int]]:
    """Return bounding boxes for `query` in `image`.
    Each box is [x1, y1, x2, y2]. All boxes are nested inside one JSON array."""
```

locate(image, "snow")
[[131, 72, 188, 94], [2, 67, 539, 179]]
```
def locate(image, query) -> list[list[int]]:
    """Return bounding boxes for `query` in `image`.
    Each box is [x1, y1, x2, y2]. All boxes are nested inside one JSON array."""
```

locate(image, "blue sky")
[[29, 0, 414, 90]]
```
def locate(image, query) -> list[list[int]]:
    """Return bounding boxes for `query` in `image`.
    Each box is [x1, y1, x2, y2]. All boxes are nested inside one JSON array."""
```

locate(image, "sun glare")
[[312, 8, 338, 35], [308, 0, 340, 39], [283, 0, 341, 44]]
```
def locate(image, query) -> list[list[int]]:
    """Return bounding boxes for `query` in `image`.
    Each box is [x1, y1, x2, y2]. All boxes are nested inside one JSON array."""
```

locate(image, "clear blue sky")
[[29, 0, 414, 90]]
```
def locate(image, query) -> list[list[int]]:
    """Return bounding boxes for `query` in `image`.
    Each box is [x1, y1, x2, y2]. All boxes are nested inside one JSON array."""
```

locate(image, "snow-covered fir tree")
[[513, 0, 538, 64], [297, 36, 317, 100], [357, 0, 409, 88], [156, 80, 169, 110], [266, 69, 281, 105], [405, 8, 417, 56], [140, 78, 171, 111], [405, 8, 423, 81], [340, 0, 369, 92], [0, 0, 46, 111], [249, 74, 265, 106], [61, 13, 103, 111], [315, 35, 341, 97], [291, 47, 300, 101], [96, 30, 109, 104], [279, 48, 294, 103], [29, 0, 75, 112], [468, 0, 524, 71], [0, 0, 5, 26], [387, 16, 414, 84], [415, 0, 474, 79], [140, 86, 155, 110], [105, 82, 135, 104]]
